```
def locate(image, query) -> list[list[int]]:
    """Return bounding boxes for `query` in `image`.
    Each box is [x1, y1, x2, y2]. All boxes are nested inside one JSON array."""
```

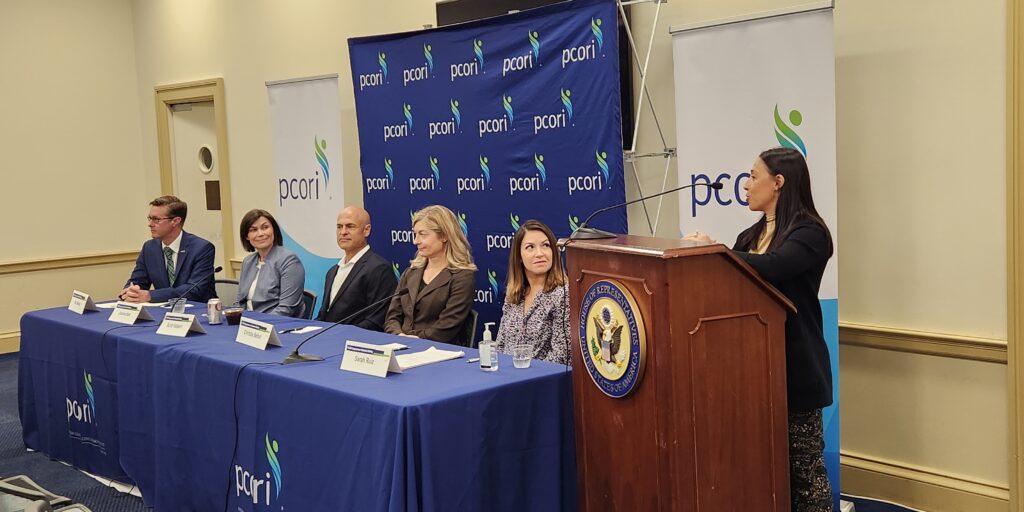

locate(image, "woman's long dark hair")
[[735, 148, 833, 256]]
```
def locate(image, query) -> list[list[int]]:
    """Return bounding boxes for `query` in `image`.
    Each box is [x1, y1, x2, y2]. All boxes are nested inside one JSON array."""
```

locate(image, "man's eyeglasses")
[[147, 216, 174, 224]]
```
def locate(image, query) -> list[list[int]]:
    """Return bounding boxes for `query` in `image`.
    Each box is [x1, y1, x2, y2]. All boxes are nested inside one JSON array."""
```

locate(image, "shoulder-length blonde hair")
[[409, 205, 477, 271], [504, 219, 566, 304]]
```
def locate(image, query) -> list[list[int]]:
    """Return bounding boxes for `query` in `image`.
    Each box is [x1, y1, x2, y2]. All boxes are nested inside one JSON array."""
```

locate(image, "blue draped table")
[[19, 305, 576, 511]]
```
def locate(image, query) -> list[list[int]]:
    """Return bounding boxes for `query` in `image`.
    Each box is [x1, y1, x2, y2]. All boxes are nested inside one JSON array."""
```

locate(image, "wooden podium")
[[565, 235, 795, 511]]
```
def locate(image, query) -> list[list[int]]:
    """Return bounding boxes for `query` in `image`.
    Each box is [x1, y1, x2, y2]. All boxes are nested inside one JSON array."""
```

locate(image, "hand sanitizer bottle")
[[479, 322, 498, 372]]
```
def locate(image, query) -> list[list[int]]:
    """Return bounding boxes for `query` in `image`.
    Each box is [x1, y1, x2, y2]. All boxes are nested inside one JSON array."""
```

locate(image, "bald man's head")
[[336, 207, 372, 257]]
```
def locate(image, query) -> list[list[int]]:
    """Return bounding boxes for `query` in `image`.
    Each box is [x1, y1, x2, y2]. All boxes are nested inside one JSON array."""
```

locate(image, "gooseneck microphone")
[[165, 265, 223, 305], [569, 182, 725, 240], [282, 288, 410, 364]]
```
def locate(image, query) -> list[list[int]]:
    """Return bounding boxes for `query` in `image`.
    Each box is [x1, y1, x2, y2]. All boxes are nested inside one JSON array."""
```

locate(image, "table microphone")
[[569, 182, 724, 240], [165, 266, 223, 306], [282, 288, 410, 364]]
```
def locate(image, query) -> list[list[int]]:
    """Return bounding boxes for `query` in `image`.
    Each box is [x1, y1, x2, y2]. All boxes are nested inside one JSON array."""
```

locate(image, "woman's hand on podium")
[[682, 231, 717, 244]]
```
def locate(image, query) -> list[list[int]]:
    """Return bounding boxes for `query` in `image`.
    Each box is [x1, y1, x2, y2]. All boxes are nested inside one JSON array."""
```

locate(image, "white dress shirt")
[[246, 260, 263, 311], [329, 245, 371, 305]]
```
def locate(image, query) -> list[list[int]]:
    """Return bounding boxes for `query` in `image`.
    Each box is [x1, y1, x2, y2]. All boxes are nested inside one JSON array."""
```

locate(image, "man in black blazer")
[[121, 195, 216, 303], [317, 207, 397, 331]]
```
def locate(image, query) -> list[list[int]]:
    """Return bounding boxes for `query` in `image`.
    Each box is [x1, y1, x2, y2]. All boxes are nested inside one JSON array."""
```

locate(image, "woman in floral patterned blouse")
[[495, 219, 570, 365]]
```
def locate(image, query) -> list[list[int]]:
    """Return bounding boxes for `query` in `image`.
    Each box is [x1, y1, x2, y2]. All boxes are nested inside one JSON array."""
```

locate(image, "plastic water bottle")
[[479, 322, 498, 372]]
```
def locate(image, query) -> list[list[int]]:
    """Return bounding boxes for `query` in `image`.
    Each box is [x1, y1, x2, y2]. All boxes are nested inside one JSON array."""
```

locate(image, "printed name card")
[[340, 340, 403, 378], [108, 302, 154, 325], [68, 290, 98, 314], [235, 317, 282, 350], [156, 313, 207, 337]]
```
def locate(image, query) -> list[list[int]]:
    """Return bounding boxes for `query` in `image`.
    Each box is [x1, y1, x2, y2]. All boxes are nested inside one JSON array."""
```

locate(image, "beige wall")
[[629, 0, 1010, 506], [0, 0, 146, 342], [130, 0, 436, 261]]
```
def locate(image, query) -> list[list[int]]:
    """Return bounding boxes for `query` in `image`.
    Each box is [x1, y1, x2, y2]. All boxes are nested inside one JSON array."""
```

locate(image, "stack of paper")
[[395, 346, 464, 370]]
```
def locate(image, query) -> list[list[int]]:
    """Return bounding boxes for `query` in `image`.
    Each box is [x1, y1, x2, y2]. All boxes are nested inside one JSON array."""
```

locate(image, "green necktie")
[[164, 246, 175, 285]]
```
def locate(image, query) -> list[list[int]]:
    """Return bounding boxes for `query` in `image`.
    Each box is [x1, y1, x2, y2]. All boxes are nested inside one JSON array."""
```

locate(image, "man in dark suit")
[[317, 206, 397, 331], [121, 195, 217, 303]]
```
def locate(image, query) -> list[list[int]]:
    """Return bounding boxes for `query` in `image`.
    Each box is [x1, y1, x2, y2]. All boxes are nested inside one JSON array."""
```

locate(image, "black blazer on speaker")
[[316, 249, 397, 332]]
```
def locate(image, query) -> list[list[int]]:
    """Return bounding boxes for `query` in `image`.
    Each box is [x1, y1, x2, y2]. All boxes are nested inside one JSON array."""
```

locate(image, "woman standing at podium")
[[686, 147, 834, 512], [385, 205, 477, 346], [495, 219, 570, 365]]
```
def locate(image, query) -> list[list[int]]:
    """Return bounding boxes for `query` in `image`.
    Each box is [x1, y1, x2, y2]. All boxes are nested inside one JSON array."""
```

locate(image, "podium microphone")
[[282, 288, 410, 364], [569, 182, 724, 240]]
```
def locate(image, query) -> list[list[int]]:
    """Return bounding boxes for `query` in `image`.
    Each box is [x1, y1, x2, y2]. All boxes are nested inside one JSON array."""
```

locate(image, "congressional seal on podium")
[[578, 279, 647, 398]]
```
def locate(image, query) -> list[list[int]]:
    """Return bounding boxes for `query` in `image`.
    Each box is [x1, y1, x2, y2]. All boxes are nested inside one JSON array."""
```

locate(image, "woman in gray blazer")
[[385, 205, 476, 345], [236, 209, 306, 318]]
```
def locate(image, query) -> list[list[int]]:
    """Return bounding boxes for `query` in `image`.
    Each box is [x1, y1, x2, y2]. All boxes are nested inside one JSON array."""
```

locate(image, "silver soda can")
[[207, 298, 223, 324]]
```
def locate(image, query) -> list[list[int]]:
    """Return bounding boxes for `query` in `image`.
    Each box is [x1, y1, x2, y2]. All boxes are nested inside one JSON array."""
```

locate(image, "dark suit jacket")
[[733, 219, 833, 413], [127, 231, 216, 302], [384, 266, 475, 345], [317, 249, 397, 331]]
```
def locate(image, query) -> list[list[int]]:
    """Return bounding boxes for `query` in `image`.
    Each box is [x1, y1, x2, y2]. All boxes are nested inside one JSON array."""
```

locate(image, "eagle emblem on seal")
[[591, 305, 623, 365]]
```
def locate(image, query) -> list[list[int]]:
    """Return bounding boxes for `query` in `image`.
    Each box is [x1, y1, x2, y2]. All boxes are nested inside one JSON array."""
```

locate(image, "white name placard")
[[108, 302, 154, 325], [156, 313, 207, 337], [68, 290, 98, 315], [235, 317, 282, 350], [340, 340, 403, 378]]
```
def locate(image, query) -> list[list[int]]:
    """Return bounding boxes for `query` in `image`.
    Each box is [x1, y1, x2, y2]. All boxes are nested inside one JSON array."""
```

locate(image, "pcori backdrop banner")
[[349, 0, 626, 340], [672, 7, 840, 507], [266, 75, 346, 314]]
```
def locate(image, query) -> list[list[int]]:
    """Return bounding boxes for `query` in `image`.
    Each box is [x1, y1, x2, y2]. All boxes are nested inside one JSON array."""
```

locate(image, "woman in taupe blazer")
[[384, 205, 476, 345]]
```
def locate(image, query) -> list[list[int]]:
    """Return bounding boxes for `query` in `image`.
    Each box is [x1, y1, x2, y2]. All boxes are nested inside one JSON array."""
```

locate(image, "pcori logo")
[[278, 135, 327, 205], [391, 262, 401, 280], [358, 52, 388, 90], [485, 213, 519, 251], [67, 370, 95, 426], [409, 156, 439, 193], [428, 99, 460, 140], [503, 31, 538, 77], [315, 136, 331, 185], [457, 211, 468, 237], [476, 269, 500, 304], [474, 38, 485, 68], [456, 155, 490, 195], [479, 95, 512, 137], [569, 214, 582, 232], [509, 153, 546, 196], [383, 103, 413, 142], [403, 44, 433, 86], [234, 433, 283, 506], [391, 212, 415, 245], [365, 158, 395, 192], [568, 149, 609, 196], [451, 39, 483, 81], [533, 89, 573, 134], [562, 18, 602, 68], [774, 104, 807, 156], [451, 99, 462, 130]]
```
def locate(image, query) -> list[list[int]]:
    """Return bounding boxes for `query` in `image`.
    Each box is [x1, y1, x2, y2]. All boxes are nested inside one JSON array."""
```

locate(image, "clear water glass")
[[512, 345, 532, 369]]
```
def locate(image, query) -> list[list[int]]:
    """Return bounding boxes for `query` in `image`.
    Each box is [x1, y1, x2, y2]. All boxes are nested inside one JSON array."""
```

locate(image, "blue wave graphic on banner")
[[280, 228, 338, 316]]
